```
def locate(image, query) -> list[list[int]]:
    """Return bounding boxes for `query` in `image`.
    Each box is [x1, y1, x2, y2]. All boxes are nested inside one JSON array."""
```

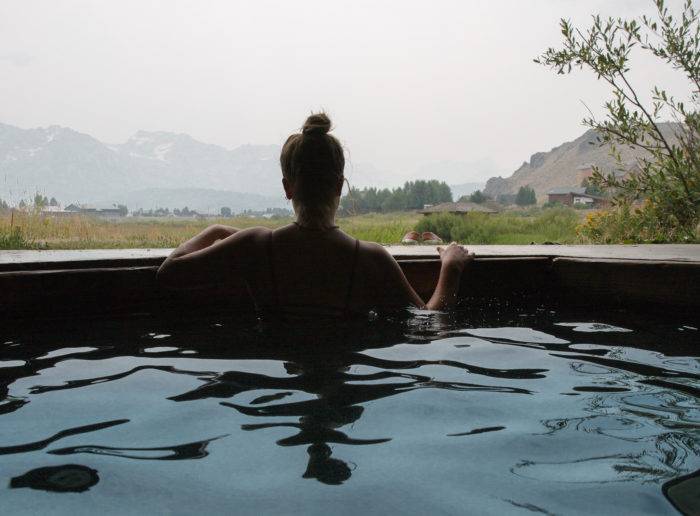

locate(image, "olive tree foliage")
[[536, 0, 700, 241]]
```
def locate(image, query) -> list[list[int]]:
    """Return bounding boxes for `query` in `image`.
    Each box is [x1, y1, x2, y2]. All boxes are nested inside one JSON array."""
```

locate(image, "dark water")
[[1, 306, 699, 515]]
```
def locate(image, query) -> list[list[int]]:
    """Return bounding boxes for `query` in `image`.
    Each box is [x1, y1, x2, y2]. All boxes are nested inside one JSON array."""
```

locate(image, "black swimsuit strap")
[[267, 230, 281, 310], [344, 239, 360, 313]]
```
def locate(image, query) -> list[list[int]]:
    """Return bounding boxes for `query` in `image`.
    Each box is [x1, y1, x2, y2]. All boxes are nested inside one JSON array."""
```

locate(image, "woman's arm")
[[166, 224, 237, 260], [156, 224, 249, 289], [375, 242, 473, 311], [425, 244, 473, 310]]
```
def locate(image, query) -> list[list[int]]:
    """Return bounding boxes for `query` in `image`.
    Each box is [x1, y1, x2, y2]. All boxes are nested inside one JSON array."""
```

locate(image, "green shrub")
[[577, 203, 700, 243], [415, 208, 580, 244]]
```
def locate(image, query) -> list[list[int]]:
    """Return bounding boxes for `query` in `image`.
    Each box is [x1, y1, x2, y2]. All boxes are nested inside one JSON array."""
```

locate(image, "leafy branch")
[[535, 0, 700, 241]]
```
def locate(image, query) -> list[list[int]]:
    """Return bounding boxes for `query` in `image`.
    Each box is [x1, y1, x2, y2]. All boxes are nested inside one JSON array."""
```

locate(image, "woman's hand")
[[437, 242, 474, 272], [420, 243, 474, 310]]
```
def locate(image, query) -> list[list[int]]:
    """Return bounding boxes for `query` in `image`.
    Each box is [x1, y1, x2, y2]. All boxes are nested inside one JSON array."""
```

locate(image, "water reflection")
[[0, 419, 129, 455], [209, 352, 532, 484], [522, 353, 700, 493], [48, 434, 226, 460], [10, 464, 99, 493], [0, 307, 698, 511], [222, 359, 390, 485]]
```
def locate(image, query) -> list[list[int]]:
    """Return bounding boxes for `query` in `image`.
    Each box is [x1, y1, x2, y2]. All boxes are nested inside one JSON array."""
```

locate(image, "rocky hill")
[[484, 124, 678, 200]]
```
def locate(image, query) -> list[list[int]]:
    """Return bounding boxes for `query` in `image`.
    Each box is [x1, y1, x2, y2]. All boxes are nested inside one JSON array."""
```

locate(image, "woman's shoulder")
[[356, 240, 397, 271], [235, 225, 280, 239], [215, 226, 276, 251], [357, 239, 390, 256]]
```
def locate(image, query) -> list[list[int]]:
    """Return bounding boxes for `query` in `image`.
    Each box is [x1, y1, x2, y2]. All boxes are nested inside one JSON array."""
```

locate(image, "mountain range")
[[0, 123, 285, 212], [0, 122, 488, 212], [7, 119, 659, 211]]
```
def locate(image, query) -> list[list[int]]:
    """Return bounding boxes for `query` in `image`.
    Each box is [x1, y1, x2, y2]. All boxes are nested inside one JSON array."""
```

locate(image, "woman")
[[157, 113, 473, 316]]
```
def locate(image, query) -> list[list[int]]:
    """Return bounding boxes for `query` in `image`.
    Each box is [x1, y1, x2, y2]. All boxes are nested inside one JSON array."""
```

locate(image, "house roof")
[[419, 201, 497, 214], [64, 203, 122, 212], [547, 187, 587, 195]]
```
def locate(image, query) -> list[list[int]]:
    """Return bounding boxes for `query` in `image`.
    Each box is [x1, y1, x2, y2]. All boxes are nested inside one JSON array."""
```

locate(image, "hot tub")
[[1, 245, 699, 514]]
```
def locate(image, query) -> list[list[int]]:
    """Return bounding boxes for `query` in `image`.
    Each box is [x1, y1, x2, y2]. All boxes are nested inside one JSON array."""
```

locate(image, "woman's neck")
[[292, 197, 340, 230], [294, 216, 337, 231]]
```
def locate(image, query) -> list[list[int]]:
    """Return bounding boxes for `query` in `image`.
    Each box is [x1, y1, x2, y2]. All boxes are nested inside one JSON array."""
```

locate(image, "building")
[[40, 205, 74, 217], [546, 187, 608, 208], [62, 204, 126, 218], [419, 201, 498, 215]]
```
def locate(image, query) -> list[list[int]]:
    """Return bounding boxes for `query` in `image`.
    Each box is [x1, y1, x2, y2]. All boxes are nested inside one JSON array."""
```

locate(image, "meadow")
[[416, 207, 582, 244], [0, 208, 584, 250]]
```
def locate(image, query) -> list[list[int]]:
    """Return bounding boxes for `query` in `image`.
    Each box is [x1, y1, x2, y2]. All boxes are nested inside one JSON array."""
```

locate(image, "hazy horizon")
[[0, 0, 693, 186]]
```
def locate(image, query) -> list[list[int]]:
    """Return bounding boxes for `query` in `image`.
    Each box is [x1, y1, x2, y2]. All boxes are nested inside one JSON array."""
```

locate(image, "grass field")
[[0, 209, 585, 250], [416, 207, 582, 244]]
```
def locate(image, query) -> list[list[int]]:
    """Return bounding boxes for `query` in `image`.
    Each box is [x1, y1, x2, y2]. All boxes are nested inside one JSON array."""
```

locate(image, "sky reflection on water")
[[0, 307, 698, 515]]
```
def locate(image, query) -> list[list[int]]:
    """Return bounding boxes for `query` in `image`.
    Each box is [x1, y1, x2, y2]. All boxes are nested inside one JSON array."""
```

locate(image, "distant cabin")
[[40, 205, 74, 217], [419, 201, 498, 215], [546, 187, 608, 208], [62, 204, 126, 218]]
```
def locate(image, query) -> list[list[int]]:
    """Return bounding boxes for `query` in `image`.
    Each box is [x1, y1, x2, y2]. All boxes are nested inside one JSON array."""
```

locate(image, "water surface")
[[1, 307, 699, 515]]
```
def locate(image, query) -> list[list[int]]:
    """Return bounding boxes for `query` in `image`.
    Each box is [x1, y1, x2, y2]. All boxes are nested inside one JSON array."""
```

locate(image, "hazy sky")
[[0, 0, 693, 185]]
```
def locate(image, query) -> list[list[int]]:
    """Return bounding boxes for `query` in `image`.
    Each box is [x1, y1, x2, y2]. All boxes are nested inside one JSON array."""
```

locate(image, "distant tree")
[[340, 179, 452, 214], [173, 208, 181, 216], [497, 193, 516, 206], [49, 197, 59, 206], [220, 206, 232, 217], [0, 199, 9, 213], [381, 189, 407, 212], [18, 199, 27, 209], [515, 185, 537, 206], [33, 193, 48, 209], [468, 190, 488, 203], [116, 204, 128, 216]]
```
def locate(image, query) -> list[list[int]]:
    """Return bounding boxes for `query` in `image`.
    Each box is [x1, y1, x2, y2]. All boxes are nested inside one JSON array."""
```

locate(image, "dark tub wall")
[[2, 251, 699, 321]]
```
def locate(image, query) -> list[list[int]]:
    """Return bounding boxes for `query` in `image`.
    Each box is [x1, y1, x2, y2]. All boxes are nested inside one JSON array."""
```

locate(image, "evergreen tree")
[[469, 190, 487, 203], [515, 185, 537, 206], [339, 179, 453, 214]]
